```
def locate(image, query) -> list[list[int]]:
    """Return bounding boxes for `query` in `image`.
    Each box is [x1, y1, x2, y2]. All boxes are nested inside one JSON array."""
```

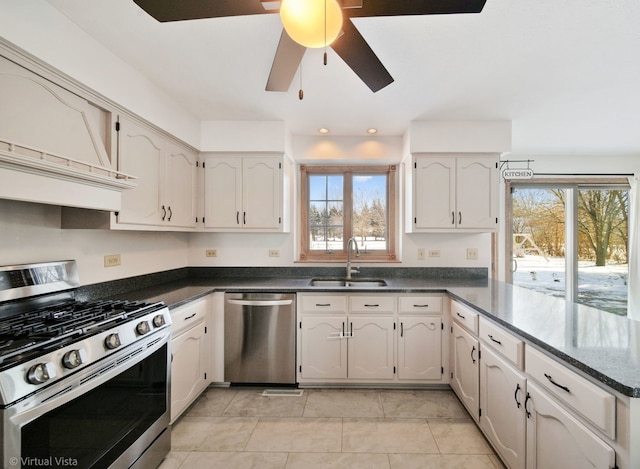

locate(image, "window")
[[300, 165, 397, 262], [507, 179, 629, 315]]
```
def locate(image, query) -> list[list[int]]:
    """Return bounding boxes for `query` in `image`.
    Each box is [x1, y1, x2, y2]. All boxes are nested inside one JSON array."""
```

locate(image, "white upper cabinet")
[[408, 154, 499, 232], [203, 153, 290, 232]]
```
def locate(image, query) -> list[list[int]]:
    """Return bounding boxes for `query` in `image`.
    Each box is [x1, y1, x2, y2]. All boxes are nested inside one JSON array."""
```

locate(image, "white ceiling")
[[47, 0, 640, 155]]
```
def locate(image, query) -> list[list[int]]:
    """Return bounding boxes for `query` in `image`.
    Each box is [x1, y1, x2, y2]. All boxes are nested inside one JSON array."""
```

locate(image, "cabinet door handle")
[[514, 383, 522, 408], [456, 312, 466, 320], [451, 211, 455, 225], [400, 322, 404, 337], [488, 334, 502, 345], [544, 373, 571, 393], [524, 391, 532, 418], [458, 211, 462, 225], [167, 206, 172, 221], [236, 211, 240, 225], [470, 345, 477, 364], [342, 321, 345, 338], [350, 322, 353, 337], [161, 205, 166, 221], [243, 211, 246, 225]]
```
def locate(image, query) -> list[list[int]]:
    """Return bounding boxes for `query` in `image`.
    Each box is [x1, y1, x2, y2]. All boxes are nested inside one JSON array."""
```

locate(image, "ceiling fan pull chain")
[[298, 61, 304, 100], [324, 0, 328, 66]]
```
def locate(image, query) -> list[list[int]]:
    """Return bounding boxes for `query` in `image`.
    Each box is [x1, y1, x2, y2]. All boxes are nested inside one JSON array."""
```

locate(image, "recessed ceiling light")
[[319, 128, 329, 134], [367, 128, 378, 134]]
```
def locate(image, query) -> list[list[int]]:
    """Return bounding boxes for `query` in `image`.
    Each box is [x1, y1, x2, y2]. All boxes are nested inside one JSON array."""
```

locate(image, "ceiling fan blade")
[[132, 0, 274, 22], [266, 30, 307, 92], [347, 0, 487, 18], [331, 19, 393, 93]]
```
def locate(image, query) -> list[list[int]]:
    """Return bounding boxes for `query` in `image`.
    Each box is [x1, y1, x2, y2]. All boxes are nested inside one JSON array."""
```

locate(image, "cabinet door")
[[413, 156, 456, 229], [526, 382, 615, 469], [164, 141, 197, 228], [117, 116, 164, 226], [348, 316, 395, 380], [171, 321, 208, 423], [480, 346, 527, 469], [299, 316, 347, 380], [242, 157, 281, 229], [398, 316, 442, 381], [455, 156, 497, 229], [204, 156, 242, 228], [451, 322, 480, 420]]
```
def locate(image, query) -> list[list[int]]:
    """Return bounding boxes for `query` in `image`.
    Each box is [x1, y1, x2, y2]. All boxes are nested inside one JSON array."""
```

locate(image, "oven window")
[[21, 344, 167, 469]]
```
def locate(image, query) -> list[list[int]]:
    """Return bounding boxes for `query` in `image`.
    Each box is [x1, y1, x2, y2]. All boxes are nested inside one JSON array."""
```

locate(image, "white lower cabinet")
[[480, 345, 527, 469], [297, 293, 444, 385], [450, 321, 480, 420], [397, 316, 442, 381], [525, 381, 615, 469], [170, 297, 210, 423]]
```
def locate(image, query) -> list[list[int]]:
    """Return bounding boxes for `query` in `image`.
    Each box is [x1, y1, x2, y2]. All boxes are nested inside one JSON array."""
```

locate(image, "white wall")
[[0, 199, 189, 286]]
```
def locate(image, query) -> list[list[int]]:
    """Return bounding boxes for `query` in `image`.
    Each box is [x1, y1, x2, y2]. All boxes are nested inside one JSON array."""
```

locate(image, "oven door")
[[2, 331, 170, 469]]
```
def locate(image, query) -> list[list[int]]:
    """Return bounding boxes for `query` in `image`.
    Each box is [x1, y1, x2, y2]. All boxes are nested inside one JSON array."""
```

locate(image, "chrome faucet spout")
[[346, 237, 360, 279]]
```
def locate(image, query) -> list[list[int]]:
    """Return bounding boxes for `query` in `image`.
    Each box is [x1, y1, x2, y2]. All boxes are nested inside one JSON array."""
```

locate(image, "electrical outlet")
[[269, 249, 280, 257], [466, 248, 478, 260], [417, 248, 425, 260], [104, 254, 121, 267], [429, 250, 441, 258], [206, 249, 217, 257]]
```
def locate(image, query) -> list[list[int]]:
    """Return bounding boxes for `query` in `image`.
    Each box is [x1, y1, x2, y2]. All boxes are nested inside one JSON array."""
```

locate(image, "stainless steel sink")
[[309, 278, 387, 288]]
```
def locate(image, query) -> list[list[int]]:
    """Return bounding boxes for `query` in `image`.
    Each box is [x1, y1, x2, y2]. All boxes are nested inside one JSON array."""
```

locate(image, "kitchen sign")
[[502, 168, 534, 180]]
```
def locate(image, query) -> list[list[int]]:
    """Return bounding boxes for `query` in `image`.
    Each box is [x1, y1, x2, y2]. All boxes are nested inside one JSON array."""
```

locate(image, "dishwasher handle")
[[226, 299, 293, 307]]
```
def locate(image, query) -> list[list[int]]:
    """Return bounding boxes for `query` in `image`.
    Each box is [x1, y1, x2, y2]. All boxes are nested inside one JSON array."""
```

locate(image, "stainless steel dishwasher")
[[224, 292, 296, 384]]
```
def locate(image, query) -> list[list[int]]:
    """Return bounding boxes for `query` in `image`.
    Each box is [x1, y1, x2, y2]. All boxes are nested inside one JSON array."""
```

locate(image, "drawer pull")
[[183, 313, 196, 321], [514, 383, 522, 408], [456, 312, 466, 320], [488, 334, 502, 345], [364, 304, 380, 307], [413, 304, 429, 308], [315, 303, 331, 307], [524, 392, 531, 418], [544, 373, 571, 394], [471, 345, 477, 364]]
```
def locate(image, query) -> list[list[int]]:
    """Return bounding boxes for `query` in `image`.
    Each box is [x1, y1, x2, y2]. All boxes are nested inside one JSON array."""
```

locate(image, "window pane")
[[352, 174, 387, 251], [512, 188, 566, 299], [309, 175, 343, 252], [577, 188, 628, 315]]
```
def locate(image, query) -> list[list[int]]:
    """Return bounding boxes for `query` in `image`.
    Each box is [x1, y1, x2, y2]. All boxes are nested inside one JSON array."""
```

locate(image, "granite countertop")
[[89, 269, 640, 398]]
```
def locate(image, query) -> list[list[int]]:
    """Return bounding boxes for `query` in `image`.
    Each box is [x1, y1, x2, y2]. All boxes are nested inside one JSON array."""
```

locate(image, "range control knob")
[[104, 333, 121, 350], [152, 314, 166, 328], [26, 362, 57, 385], [136, 320, 150, 335], [62, 349, 86, 369]]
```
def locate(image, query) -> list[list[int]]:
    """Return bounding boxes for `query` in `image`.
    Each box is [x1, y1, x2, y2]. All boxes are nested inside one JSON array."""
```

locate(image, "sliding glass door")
[[509, 181, 629, 315]]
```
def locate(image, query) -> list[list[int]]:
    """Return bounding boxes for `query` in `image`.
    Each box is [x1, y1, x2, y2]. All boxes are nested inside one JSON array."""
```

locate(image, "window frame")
[[299, 164, 397, 262]]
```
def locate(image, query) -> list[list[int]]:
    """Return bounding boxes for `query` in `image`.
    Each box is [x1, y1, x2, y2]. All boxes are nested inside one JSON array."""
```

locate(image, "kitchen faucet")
[[346, 237, 360, 279]]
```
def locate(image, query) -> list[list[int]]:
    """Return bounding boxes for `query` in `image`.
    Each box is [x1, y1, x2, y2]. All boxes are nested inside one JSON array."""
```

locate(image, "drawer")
[[479, 317, 524, 370], [525, 346, 616, 439], [450, 300, 479, 335], [398, 296, 442, 314], [300, 295, 347, 312], [350, 296, 396, 313], [171, 298, 208, 336]]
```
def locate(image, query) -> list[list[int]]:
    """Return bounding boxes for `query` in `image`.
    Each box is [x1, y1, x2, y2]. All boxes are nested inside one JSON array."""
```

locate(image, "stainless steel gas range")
[[0, 261, 172, 469]]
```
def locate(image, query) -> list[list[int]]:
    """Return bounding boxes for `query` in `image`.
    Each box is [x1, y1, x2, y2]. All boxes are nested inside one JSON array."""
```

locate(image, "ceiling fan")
[[132, 0, 487, 93]]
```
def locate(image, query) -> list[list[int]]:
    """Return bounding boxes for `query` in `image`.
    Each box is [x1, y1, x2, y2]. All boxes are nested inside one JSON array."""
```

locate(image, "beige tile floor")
[[160, 388, 506, 469]]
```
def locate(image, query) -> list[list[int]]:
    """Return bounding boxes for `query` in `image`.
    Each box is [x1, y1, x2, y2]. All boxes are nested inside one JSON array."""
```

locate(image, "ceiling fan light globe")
[[280, 0, 343, 48]]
